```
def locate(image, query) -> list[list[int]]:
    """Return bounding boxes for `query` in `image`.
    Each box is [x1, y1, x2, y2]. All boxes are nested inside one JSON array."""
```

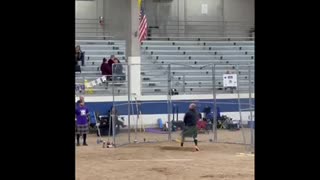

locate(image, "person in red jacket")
[[100, 58, 109, 75], [108, 55, 117, 67], [100, 58, 112, 80], [100, 55, 119, 80]]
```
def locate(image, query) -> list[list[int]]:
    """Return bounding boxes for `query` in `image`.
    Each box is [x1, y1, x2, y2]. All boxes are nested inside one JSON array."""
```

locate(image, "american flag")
[[138, 5, 148, 43]]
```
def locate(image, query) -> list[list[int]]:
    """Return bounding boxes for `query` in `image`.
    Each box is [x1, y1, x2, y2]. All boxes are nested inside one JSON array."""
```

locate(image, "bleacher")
[[75, 18, 254, 96], [140, 39, 255, 95], [75, 37, 128, 96], [75, 36, 254, 96]]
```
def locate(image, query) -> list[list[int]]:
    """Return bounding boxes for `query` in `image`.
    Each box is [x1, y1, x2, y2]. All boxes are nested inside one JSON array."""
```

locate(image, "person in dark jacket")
[[106, 55, 118, 80], [108, 106, 126, 128], [100, 58, 113, 80], [113, 59, 123, 74], [113, 59, 126, 81], [75, 45, 85, 66], [176, 103, 200, 151]]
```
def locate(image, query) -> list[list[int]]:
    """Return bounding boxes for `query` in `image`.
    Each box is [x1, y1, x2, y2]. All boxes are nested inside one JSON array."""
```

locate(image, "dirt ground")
[[76, 130, 254, 180]]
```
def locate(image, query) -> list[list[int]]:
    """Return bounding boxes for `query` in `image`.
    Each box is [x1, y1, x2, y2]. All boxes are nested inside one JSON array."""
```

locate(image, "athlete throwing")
[[176, 103, 200, 151]]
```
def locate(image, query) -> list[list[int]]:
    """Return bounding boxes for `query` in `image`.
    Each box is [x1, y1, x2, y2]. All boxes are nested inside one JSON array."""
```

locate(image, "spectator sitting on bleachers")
[[100, 58, 112, 80], [108, 55, 118, 65], [113, 59, 125, 80], [100, 55, 121, 81], [75, 45, 85, 66], [108, 55, 121, 80]]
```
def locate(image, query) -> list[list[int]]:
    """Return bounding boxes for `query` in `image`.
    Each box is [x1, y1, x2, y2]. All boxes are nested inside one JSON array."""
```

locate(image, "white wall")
[[76, 93, 255, 102], [75, 0, 255, 38], [76, 0, 98, 19], [185, 0, 223, 21], [76, 0, 101, 36], [145, 0, 254, 37], [145, 0, 254, 24], [224, 0, 254, 22], [76, 0, 255, 42], [103, 0, 129, 38], [75, 0, 130, 38]]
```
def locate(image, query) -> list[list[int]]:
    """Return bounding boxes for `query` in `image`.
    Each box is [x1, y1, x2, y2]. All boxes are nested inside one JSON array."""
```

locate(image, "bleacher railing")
[[148, 20, 254, 39], [75, 63, 254, 96], [76, 18, 254, 40], [76, 18, 112, 38]]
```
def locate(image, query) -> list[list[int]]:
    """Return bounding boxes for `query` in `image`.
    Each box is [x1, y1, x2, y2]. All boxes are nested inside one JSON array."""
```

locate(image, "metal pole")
[[172, 105, 175, 122], [167, 64, 172, 141], [96, 5, 99, 37], [112, 111, 116, 146], [236, 65, 246, 145], [183, 74, 185, 94], [83, 76, 86, 95], [212, 65, 217, 142], [176, 105, 178, 122], [132, 94, 137, 143], [177, 0, 179, 36], [108, 114, 112, 142], [112, 64, 116, 146], [127, 63, 131, 143], [222, 0, 225, 37], [248, 65, 254, 148], [134, 96, 140, 132]]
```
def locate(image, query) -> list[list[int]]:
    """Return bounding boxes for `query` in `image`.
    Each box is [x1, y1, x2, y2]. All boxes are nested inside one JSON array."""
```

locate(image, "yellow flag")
[[138, 0, 142, 9]]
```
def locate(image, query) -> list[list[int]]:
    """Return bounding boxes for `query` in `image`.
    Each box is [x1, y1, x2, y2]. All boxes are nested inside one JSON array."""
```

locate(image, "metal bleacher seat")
[[143, 54, 254, 61], [141, 45, 254, 51], [142, 40, 254, 46], [142, 50, 254, 56], [84, 50, 125, 55], [76, 36, 254, 96], [79, 45, 124, 51], [140, 39, 254, 95], [76, 39, 126, 45]]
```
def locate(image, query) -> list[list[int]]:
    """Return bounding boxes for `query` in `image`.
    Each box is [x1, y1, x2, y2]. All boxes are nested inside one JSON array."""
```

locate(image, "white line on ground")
[[236, 153, 254, 157], [111, 159, 193, 162]]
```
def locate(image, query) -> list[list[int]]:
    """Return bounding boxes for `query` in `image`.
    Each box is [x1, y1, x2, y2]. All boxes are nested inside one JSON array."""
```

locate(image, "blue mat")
[[145, 128, 168, 134]]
